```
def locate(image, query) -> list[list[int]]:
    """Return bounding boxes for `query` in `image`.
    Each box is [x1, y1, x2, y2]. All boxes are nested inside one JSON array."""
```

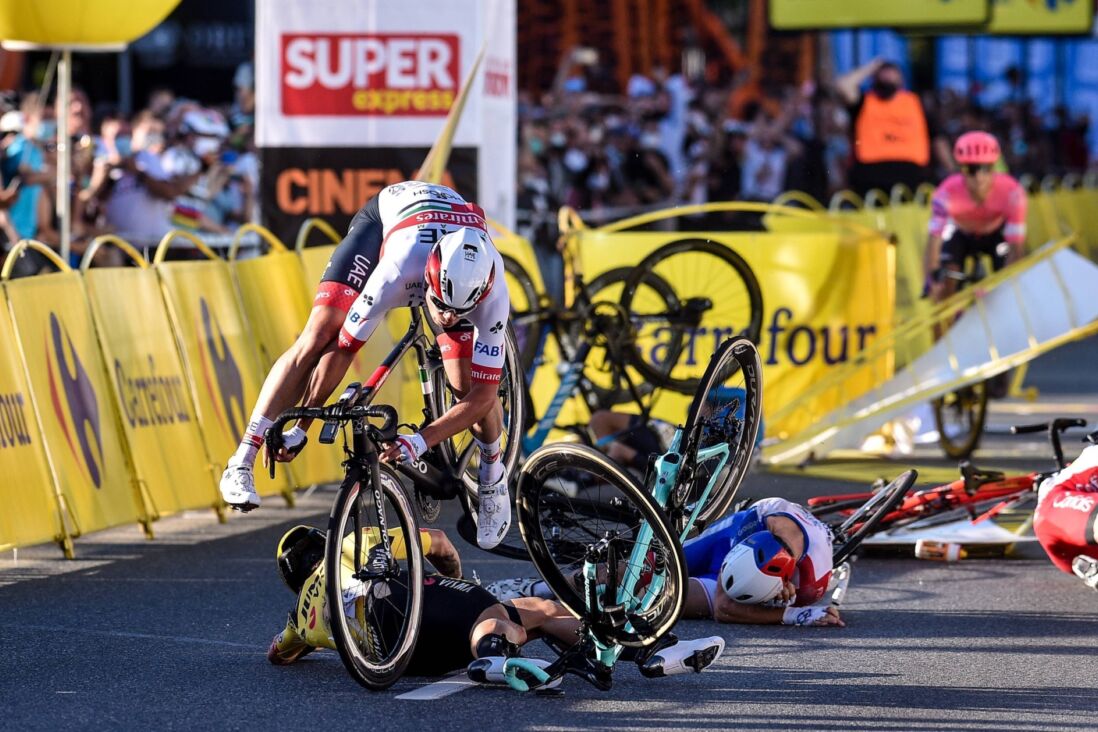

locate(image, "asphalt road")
[[2, 336, 1096, 731]]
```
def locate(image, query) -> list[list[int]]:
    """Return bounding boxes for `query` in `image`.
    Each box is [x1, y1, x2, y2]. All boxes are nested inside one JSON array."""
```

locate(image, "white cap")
[[0, 111, 24, 133]]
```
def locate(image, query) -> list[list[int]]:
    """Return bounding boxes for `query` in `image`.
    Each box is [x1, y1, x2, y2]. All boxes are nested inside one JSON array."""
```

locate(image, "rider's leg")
[[220, 202, 383, 510], [441, 351, 504, 479], [501, 597, 581, 647], [219, 305, 349, 510]]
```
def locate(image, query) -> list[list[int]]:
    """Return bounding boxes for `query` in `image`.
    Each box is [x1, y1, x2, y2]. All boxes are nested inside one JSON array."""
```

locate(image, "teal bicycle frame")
[[502, 425, 732, 691]]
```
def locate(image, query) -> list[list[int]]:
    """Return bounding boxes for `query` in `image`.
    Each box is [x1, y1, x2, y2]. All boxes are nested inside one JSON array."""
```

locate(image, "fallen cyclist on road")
[[220, 181, 513, 548], [490, 496, 845, 628], [267, 525, 725, 686], [1034, 441, 1098, 591]]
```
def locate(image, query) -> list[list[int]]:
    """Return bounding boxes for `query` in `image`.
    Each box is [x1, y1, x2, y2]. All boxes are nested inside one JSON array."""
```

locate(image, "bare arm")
[[834, 58, 882, 106], [418, 381, 498, 448], [712, 588, 785, 624], [924, 233, 943, 279], [140, 169, 201, 200]]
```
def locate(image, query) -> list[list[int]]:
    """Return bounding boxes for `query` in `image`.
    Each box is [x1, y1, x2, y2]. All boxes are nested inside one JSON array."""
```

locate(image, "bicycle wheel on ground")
[[933, 383, 988, 459], [830, 470, 918, 565], [325, 464, 424, 691], [677, 336, 763, 532], [502, 254, 541, 373], [516, 443, 686, 648], [620, 238, 763, 394]]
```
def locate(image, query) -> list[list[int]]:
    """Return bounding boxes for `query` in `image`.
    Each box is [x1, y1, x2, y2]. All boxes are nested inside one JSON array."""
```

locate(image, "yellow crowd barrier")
[[2, 241, 148, 542], [229, 224, 343, 487], [0, 264, 68, 554], [154, 230, 295, 504], [558, 202, 895, 438], [81, 237, 221, 521]]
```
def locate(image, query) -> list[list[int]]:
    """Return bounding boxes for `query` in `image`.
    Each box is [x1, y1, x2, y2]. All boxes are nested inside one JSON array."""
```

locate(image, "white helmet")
[[425, 227, 496, 315], [719, 531, 796, 604]]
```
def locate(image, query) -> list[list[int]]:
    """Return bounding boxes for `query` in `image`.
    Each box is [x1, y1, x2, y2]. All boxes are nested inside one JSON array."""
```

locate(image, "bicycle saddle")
[[959, 460, 1005, 495]]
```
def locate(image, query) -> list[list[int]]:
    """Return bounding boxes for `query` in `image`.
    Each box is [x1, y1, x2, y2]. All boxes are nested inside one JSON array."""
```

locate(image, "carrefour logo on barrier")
[[44, 313, 105, 489], [282, 33, 459, 116], [196, 298, 246, 441], [0, 392, 33, 450], [647, 308, 878, 368], [114, 356, 193, 429]]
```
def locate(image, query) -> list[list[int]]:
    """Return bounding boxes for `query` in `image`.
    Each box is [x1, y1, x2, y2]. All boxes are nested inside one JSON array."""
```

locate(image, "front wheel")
[[677, 336, 763, 532], [516, 443, 686, 648], [326, 464, 424, 691]]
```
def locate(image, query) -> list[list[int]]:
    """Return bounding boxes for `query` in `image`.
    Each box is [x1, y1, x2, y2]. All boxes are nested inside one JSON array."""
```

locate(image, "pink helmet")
[[953, 131, 1000, 165]]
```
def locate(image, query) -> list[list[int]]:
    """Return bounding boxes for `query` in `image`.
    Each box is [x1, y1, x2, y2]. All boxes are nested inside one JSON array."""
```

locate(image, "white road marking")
[[6, 624, 255, 649], [395, 673, 478, 700]]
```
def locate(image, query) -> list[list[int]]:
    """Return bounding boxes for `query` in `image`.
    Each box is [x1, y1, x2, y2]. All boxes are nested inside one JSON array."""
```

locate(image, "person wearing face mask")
[[162, 108, 233, 237], [835, 59, 937, 196], [104, 111, 201, 251]]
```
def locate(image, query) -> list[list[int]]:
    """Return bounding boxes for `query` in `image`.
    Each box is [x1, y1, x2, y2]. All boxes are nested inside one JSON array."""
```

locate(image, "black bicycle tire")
[[502, 254, 541, 373], [679, 336, 763, 530], [933, 382, 989, 459], [832, 470, 918, 565], [325, 464, 424, 691], [516, 443, 686, 648], [580, 266, 679, 408], [620, 238, 764, 394]]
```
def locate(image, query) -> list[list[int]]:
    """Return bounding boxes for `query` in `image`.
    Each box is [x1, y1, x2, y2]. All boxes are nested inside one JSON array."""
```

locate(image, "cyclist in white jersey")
[[219, 181, 513, 548]]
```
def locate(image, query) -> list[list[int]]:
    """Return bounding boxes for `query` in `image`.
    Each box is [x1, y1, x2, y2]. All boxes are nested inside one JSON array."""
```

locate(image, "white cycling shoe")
[[1072, 555, 1098, 590], [638, 636, 725, 678], [466, 656, 562, 690], [220, 465, 261, 512], [476, 477, 512, 549]]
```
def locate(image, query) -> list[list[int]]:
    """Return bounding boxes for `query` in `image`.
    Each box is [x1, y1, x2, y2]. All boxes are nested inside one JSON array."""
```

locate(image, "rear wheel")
[[620, 239, 763, 394], [430, 325, 525, 503], [933, 382, 989, 459], [502, 254, 541, 373], [677, 337, 763, 532], [325, 464, 424, 690], [516, 443, 686, 647]]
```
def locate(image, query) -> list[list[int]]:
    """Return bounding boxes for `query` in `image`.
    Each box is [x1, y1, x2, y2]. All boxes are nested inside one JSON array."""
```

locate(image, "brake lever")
[[263, 425, 283, 479]]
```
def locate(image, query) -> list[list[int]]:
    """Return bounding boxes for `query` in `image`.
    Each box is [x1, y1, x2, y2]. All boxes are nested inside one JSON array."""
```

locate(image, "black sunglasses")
[[960, 164, 992, 176], [429, 294, 475, 317]]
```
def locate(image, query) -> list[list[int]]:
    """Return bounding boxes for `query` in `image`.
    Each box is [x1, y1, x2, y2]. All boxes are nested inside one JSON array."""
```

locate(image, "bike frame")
[[502, 424, 731, 691]]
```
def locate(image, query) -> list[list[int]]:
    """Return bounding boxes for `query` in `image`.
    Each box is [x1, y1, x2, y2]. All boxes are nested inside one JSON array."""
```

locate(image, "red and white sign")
[[257, 0, 516, 228], [281, 34, 460, 116]]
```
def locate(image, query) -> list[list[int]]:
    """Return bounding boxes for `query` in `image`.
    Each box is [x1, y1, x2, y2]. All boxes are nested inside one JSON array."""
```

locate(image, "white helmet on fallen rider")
[[719, 530, 796, 604], [424, 226, 496, 316]]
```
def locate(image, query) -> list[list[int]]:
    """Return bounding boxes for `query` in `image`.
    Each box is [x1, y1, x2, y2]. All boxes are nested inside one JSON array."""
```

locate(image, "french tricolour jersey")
[[683, 497, 834, 606]]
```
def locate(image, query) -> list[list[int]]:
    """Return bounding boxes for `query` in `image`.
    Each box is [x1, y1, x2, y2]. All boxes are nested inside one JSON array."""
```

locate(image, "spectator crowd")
[[0, 49, 1092, 283], [0, 62, 256, 274]]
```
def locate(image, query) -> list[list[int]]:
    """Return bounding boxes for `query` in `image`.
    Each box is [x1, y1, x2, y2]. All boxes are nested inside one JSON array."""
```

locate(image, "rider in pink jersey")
[[923, 130, 1027, 304]]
